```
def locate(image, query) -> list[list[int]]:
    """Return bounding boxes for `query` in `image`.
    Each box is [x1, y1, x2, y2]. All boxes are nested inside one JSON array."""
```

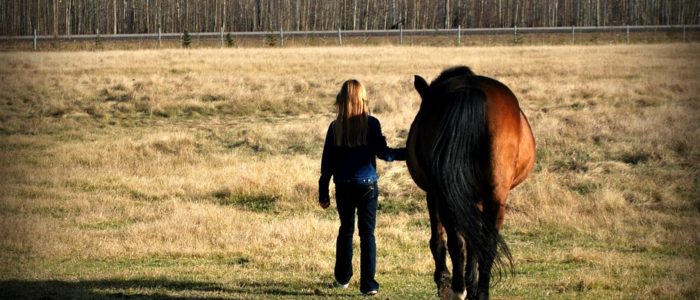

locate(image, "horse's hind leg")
[[476, 238, 496, 300], [465, 246, 477, 299], [476, 189, 509, 300], [445, 226, 467, 300], [427, 192, 451, 296]]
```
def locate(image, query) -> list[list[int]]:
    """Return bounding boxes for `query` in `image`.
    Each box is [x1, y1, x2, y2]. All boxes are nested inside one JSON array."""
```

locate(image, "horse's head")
[[414, 66, 476, 110]]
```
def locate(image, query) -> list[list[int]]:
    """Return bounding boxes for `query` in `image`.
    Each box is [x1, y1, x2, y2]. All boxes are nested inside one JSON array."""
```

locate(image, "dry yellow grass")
[[0, 44, 698, 299]]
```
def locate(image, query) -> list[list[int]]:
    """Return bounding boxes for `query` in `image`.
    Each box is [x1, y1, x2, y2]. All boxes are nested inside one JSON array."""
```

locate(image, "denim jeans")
[[334, 181, 380, 293]]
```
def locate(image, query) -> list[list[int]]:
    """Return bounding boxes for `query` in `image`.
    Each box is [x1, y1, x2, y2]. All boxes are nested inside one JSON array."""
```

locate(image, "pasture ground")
[[0, 44, 698, 299]]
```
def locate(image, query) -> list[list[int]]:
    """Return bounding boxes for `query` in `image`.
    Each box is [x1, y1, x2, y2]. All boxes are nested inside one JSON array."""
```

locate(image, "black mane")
[[432, 66, 475, 86]]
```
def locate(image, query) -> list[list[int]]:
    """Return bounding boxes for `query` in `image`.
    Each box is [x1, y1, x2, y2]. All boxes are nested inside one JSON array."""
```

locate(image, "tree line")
[[2, 0, 699, 36]]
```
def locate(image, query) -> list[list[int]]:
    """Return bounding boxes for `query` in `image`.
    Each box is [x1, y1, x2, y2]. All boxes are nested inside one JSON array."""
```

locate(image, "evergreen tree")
[[183, 30, 192, 48], [226, 32, 234, 47]]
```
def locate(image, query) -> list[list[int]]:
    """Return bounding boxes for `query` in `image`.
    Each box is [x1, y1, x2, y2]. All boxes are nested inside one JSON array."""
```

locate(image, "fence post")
[[400, 24, 403, 46], [626, 25, 630, 43], [158, 26, 162, 48], [572, 26, 575, 44], [221, 26, 224, 47], [513, 25, 518, 44], [280, 26, 284, 47], [683, 25, 686, 42], [338, 28, 342, 46], [457, 25, 461, 46], [33, 29, 37, 50]]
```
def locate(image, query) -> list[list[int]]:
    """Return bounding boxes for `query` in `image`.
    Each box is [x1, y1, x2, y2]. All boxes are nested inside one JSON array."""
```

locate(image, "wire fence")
[[1, 25, 698, 50]]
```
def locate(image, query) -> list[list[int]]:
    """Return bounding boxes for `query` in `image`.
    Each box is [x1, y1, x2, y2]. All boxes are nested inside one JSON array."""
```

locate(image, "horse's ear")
[[414, 75, 430, 100]]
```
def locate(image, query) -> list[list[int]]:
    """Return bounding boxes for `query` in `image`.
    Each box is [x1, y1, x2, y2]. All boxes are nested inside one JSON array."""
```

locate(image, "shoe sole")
[[336, 283, 349, 289]]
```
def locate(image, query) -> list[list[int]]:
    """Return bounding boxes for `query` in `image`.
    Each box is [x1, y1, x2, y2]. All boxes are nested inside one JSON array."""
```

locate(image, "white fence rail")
[[1, 25, 697, 48]]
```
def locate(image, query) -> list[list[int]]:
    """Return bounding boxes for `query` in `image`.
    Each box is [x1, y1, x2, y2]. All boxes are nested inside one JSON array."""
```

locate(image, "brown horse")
[[406, 66, 536, 300]]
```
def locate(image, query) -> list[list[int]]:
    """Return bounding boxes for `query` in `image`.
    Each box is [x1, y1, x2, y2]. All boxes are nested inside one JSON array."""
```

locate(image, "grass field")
[[0, 44, 698, 299]]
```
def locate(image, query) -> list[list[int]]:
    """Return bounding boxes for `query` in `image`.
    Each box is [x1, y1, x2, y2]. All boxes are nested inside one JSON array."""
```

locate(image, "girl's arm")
[[371, 118, 407, 162], [318, 123, 335, 203]]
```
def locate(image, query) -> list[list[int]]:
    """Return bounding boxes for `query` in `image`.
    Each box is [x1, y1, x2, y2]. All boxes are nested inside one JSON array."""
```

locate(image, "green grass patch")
[[378, 197, 424, 214], [214, 190, 279, 213], [77, 220, 135, 230], [569, 181, 601, 195]]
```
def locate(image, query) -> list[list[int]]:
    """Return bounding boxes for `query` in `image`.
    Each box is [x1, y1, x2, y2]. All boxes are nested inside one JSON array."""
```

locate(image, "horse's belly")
[[511, 112, 536, 188], [406, 124, 431, 191]]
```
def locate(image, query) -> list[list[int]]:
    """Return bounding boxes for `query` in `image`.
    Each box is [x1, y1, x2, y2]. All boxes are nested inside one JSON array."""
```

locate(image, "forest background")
[[2, 0, 700, 37]]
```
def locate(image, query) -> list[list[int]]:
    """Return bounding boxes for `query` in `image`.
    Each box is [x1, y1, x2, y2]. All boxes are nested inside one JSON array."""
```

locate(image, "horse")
[[406, 66, 536, 300]]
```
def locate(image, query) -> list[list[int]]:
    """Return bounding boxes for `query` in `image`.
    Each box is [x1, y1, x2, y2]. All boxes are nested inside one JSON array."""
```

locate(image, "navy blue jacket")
[[318, 116, 406, 203]]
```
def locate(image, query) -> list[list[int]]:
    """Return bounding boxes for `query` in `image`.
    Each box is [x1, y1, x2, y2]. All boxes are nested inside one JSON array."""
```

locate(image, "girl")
[[319, 79, 406, 296]]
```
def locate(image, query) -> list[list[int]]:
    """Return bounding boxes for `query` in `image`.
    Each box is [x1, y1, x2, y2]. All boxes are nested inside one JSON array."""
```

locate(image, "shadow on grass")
[[0, 278, 329, 299]]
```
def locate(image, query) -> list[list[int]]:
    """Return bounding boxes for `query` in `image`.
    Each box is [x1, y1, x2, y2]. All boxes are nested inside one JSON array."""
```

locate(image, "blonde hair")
[[334, 79, 369, 147]]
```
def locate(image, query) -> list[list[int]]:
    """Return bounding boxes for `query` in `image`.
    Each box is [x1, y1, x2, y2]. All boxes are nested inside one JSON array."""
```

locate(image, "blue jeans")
[[334, 181, 380, 293]]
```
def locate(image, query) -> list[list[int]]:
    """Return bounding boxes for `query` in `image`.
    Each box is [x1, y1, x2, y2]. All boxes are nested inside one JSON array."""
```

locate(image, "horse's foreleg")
[[427, 192, 450, 294]]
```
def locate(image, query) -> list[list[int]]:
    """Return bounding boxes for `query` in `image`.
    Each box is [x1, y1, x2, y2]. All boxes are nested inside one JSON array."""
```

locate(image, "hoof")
[[476, 290, 489, 300], [448, 289, 467, 300]]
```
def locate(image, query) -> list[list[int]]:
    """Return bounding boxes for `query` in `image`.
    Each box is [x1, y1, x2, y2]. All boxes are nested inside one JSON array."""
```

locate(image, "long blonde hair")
[[334, 79, 369, 147]]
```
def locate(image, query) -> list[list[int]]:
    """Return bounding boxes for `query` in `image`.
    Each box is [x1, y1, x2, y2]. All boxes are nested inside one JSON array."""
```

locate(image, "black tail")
[[430, 86, 514, 282]]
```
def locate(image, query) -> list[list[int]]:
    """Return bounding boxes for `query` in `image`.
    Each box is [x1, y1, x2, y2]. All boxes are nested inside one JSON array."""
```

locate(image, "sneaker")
[[363, 290, 378, 296], [334, 281, 349, 289]]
